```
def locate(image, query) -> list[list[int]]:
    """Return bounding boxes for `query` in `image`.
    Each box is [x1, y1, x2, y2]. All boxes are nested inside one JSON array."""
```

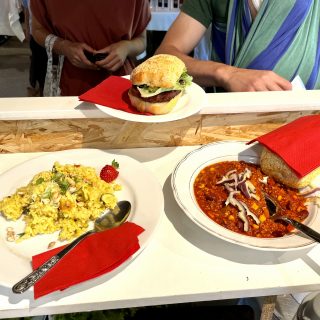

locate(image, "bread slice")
[[130, 54, 186, 88], [260, 147, 320, 188], [128, 90, 182, 115]]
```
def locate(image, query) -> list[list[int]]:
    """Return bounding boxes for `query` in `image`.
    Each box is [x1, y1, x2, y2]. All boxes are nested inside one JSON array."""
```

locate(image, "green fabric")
[[181, 0, 320, 89], [273, 2, 320, 80], [230, 1, 291, 67], [232, 0, 320, 82]]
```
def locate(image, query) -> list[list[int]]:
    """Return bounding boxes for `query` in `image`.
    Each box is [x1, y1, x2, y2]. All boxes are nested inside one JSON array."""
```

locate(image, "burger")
[[128, 54, 193, 115]]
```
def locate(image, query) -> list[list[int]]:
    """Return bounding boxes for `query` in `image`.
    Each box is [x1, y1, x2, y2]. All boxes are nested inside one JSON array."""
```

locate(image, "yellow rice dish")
[[0, 162, 121, 242]]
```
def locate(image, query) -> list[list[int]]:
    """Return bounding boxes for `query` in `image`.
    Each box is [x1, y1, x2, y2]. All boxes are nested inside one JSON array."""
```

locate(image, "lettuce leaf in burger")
[[128, 54, 193, 115]]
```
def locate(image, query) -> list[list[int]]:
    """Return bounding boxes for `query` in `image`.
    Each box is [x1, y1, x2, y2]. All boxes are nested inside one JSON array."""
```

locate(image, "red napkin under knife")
[[32, 222, 144, 299], [79, 75, 149, 115], [248, 115, 320, 178]]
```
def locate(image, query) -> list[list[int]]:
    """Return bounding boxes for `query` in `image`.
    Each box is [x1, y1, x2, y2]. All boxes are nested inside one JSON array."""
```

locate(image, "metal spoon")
[[12, 200, 131, 294], [265, 195, 320, 243]]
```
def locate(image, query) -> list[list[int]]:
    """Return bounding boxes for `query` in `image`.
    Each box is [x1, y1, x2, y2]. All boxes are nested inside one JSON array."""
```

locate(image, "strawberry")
[[100, 160, 119, 183]]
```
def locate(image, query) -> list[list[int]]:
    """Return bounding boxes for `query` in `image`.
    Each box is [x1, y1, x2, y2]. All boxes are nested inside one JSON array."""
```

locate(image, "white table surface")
[[1, 146, 320, 318], [0, 89, 320, 121]]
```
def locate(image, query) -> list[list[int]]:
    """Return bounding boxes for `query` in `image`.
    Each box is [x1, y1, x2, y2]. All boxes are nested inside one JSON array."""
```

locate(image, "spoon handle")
[[12, 230, 93, 294], [282, 217, 320, 243]]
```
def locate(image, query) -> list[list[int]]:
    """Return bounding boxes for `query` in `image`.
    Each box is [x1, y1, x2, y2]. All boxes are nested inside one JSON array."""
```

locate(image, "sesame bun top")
[[130, 54, 186, 88]]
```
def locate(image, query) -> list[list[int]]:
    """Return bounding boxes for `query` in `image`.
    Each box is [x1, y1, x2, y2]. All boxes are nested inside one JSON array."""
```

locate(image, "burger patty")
[[130, 86, 181, 103]]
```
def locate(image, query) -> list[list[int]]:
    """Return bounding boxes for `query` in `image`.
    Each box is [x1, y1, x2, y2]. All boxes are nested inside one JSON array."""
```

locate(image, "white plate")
[[95, 80, 206, 123], [171, 141, 318, 251], [0, 149, 164, 287]]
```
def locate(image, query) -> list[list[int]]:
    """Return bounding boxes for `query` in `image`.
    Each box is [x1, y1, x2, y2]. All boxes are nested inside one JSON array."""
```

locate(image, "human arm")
[[95, 30, 147, 72], [31, 15, 98, 70], [21, 1, 30, 41], [156, 12, 292, 91]]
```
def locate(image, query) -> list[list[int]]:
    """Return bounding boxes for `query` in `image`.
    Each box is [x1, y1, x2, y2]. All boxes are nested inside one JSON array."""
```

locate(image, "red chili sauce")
[[193, 161, 308, 238]]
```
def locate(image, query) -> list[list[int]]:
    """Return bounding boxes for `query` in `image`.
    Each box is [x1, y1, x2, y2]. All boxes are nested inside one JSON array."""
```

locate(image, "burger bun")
[[130, 54, 186, 88], [260, 146, 320, 188]]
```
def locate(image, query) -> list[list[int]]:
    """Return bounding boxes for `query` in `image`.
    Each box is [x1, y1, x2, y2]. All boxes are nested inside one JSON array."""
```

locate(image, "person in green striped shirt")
[[156, 0, 320, 91]]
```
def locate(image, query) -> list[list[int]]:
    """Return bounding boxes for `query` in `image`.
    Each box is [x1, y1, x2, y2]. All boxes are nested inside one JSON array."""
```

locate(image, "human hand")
[[23, 26, 30, 42], [61, 40, 98, 70], [221, 66, 292, 92], [95, 41, 129, 72]]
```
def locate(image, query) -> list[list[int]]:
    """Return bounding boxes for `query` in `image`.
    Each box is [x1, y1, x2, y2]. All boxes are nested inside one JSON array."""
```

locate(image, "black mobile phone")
[[94, 53, 108, 61], [84, 50, 108, 62], [84, 50, 95, 63]]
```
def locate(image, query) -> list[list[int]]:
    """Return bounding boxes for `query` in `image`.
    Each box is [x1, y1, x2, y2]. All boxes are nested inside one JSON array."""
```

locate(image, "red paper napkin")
[[79, 75, 149, 115], [32, 222, 144, 299], [248, 115, 320, 178]]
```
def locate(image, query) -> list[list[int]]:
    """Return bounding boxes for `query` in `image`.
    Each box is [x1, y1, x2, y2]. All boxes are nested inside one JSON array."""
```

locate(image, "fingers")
[[265, 83, 289, 91], [78, 44, 96, 67], [255, 81, 288, 92], [94, 42, 128, 71], [272, 76, 292, 91], [226, 68, 293, 92], [67, 43, 98, 69], [96, 54, 123, 72], [262, 74, 292, 91]]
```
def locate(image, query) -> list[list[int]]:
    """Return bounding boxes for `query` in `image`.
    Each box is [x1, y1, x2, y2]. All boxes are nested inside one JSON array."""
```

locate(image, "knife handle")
[[12, 230, 93, 294], [284, 217, 320, 243], [12, 255, 60, 294]]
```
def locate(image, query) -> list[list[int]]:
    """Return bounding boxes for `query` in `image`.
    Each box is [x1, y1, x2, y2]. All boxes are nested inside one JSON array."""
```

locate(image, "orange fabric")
[[32, 222, 144, 299], [79, 76, 149, 115], [248, 115, 320, 178], [30, 0, 151, 96]]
